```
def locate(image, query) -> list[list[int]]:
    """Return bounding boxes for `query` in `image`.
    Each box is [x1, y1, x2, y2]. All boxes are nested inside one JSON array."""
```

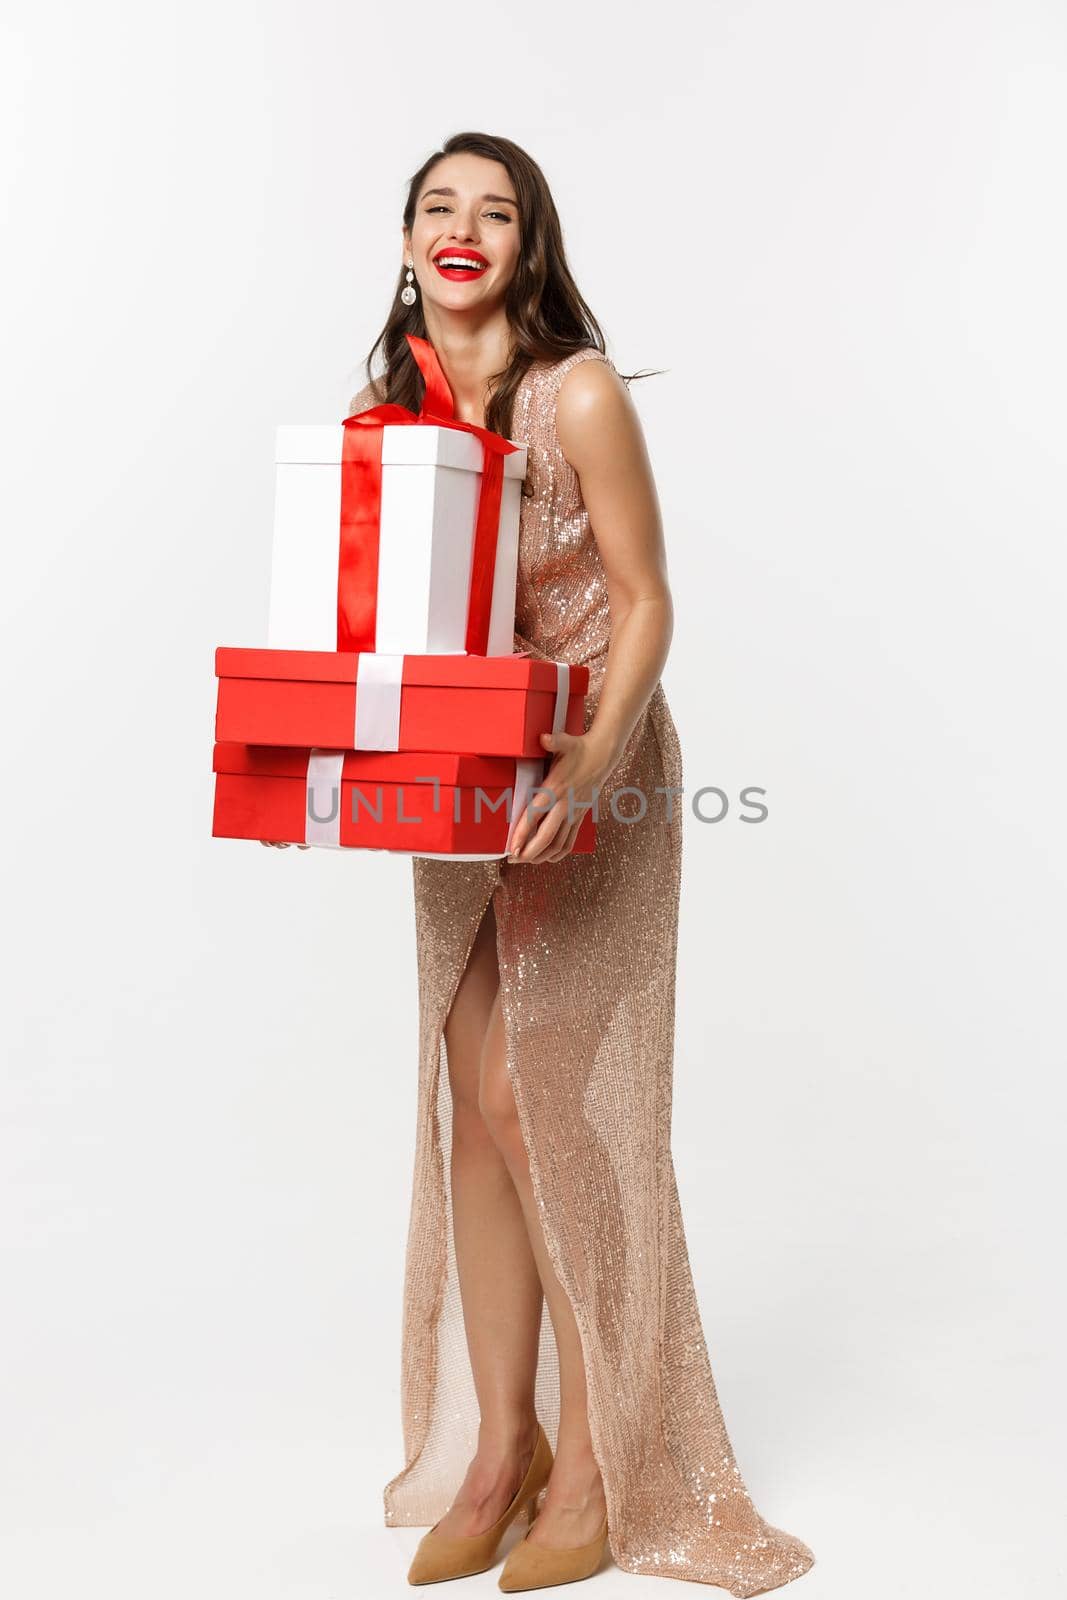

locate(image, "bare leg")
[[432, 894, 543, 1539], [479, 989, 609, 1549]]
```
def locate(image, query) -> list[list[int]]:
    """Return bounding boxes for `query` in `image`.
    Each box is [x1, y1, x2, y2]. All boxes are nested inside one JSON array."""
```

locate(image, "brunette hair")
[[358, 131, 658, 438]]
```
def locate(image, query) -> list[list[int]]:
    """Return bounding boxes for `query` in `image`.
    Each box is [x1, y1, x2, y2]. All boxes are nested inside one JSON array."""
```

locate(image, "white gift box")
[[267, 423, 528, 656]]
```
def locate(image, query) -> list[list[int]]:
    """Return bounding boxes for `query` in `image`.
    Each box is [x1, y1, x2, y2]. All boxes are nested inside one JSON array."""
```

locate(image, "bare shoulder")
[[555, 355, 641, 471]]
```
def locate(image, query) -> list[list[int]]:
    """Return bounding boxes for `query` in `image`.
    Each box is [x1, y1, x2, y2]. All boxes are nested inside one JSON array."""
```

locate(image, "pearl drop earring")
[[400, 260, 417, 306]]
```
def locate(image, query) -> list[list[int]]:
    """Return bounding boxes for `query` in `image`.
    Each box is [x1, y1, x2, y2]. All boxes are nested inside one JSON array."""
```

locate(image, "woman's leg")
[[432, 893, 544, 1539], [479, 988, 609, 1549]]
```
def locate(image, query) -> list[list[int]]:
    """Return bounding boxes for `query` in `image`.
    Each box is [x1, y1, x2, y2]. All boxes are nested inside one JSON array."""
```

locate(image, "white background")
[[2, 2, 1065, 1595]]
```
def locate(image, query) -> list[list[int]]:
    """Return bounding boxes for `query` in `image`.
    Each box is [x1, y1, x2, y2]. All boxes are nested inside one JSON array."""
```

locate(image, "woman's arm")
[[508, 359, 674, 864], [556, 358, 674, 767]]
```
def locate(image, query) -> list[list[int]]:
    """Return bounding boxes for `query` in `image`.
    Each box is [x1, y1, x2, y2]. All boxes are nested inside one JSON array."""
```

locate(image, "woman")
[[346, 132, 815, 1595]]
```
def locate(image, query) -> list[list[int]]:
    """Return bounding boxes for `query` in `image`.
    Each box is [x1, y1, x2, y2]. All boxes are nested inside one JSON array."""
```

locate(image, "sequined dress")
[[348, 350, 814, 1595]]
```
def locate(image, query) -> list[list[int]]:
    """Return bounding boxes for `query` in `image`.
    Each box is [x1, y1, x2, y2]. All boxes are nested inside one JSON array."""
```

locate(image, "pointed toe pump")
[[407, 1421, 554, 1585], [497, 1512, 609, 1592]]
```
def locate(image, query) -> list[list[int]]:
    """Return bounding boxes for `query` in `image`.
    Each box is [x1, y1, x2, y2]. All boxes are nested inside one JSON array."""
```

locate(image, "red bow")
[[338, 333, 521, 654]]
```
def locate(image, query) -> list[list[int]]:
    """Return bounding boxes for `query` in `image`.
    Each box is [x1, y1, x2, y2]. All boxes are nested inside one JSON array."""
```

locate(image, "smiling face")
[[404, 152, 521, 314]]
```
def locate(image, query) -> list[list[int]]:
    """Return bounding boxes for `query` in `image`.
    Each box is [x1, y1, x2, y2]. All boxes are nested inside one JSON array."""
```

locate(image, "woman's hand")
[[506, 728, 621, 864], [259, 840, 310, 849]]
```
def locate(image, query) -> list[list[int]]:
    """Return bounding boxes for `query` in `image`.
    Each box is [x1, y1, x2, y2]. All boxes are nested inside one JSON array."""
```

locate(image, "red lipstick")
[[433, 248, 489, 281]]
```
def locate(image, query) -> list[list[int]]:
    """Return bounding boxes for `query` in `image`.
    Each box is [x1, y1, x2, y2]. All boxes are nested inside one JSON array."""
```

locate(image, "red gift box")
[[212, 743, 597, 859], [214, 648, 588, 757]]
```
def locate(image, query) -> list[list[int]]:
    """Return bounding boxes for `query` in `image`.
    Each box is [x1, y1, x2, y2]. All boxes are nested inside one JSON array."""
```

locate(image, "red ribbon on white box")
[[338, 333, 522, 655]]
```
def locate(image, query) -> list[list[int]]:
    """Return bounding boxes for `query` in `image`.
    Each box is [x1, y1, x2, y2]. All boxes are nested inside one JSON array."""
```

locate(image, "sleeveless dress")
[[348, 350, 815, 1596]]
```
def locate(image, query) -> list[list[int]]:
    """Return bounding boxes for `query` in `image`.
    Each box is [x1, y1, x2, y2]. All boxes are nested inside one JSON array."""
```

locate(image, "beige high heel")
[[407, 1421, 554, 1585], [497, 1511, 609, 1592]]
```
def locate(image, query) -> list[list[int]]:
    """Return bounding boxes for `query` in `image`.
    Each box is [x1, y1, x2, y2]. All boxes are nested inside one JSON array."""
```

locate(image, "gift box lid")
[[214, 647, 588, 695], [212, 742, 535, 786], [275, 424, 528, 479]]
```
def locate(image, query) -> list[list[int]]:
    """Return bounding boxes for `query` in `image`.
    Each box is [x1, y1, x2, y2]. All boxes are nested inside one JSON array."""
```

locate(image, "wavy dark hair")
[[358, 131, 659, 440]]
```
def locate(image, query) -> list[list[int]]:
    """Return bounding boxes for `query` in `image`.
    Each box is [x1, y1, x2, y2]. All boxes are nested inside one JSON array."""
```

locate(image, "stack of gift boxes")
[[211, 333, 596, 859]]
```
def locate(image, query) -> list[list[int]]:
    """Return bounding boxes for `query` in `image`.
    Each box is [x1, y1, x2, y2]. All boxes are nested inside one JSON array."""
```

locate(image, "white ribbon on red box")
[[304, 750, 347, 849], [352, 651, 406, 749], [304, 657, 574, 853], [349, 652, 571, 753]]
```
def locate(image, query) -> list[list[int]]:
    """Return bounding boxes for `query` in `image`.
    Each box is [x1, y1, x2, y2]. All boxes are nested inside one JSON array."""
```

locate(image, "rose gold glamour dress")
[[348, 350, 814, 1596]]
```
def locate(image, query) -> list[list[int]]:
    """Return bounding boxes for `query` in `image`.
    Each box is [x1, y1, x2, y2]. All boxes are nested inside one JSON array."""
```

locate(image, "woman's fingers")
[[542, 815, 583, 863], [510, 798, 570, 863]]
